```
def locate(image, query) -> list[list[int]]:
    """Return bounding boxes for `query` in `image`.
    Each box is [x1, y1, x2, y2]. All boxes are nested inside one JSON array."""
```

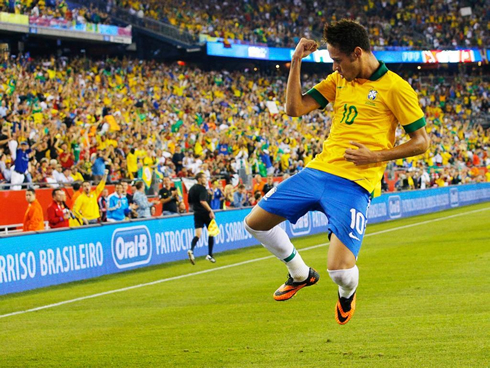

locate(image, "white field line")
[[1, 206, 488, 320]]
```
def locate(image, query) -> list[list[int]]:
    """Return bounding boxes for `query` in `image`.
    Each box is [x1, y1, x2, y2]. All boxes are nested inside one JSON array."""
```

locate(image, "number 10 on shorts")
[[349, 208, 366, 235]]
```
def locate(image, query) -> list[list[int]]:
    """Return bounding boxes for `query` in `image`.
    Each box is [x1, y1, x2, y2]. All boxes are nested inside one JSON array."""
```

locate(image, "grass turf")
[[1, 202, 489, 367]]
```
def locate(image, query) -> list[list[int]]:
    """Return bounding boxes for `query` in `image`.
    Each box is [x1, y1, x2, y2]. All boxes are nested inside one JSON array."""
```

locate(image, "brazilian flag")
[[7, 78, 16, 95], [171, 119, 183, 132], [195, 113, 203, 126]]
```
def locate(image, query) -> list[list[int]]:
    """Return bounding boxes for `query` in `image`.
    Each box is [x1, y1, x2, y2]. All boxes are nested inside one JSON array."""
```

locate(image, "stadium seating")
[[112, 0, 490, 49], [1, 0, 113, 25], [0, 57, 488, 196]]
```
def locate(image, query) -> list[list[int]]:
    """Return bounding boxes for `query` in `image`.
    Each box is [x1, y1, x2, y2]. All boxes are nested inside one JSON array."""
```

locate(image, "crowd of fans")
[[20, 169, 266, 231], [112, 0, 490, 49], [1, 0, 113, 25], [0, 55, 488, 232], [3, 1, 488, 49]]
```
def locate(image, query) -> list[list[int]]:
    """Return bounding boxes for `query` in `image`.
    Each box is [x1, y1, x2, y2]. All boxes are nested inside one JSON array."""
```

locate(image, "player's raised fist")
[[292, 38, 318, 59]]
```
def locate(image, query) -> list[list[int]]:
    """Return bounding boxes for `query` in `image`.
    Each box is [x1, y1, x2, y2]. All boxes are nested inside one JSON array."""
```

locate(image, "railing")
[[0, 181, 99, 191], [0, 221, 49, 235], [81, 0, 200, 46]]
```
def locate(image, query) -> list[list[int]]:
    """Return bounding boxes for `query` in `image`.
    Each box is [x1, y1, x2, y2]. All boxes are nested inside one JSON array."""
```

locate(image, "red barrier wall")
[[0, 186, 115, 226]]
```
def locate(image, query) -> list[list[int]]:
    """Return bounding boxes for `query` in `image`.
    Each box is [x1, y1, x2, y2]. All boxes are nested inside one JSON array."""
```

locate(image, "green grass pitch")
[[1, 202, 489, 367]]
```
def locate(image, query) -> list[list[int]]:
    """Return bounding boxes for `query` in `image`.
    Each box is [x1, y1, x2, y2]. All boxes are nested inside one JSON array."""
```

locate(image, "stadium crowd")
[[0, 55, 487, 231], [1, 0, 113, 25], [113, 0, 490, 49]]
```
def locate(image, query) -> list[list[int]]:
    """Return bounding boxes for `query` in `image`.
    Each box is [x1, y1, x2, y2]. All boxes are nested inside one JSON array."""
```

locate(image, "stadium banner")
[[0, 183, 488, 295], [206, 42, 483, 64], [0, 208, 327, 296], [16, 16, 132, 42], [0, 12, 29, 25], [367, 183, 490, 223]]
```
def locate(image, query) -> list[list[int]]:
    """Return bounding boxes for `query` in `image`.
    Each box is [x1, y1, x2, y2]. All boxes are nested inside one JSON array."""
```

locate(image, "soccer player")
[[187, 172, 216, 264], [244, 20, 430, 325]]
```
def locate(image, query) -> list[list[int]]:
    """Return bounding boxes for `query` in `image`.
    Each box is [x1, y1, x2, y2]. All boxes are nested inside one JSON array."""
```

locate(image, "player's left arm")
[[345, 79, 430, 166]]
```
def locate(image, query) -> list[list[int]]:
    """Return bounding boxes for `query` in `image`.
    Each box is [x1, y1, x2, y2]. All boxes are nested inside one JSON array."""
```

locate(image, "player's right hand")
[[292, 38, 318, 59]]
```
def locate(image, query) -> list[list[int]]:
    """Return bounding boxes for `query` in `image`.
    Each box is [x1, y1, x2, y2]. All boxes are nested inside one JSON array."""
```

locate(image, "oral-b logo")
[[289, 213, 311, 236], [450, 188, 459, 207], [112, 226, 152, 269], [388, 196, 402, 219]]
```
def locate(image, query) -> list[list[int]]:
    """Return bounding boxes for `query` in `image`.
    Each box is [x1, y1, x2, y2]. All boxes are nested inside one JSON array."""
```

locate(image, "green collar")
[[369, 60, 389, 81]]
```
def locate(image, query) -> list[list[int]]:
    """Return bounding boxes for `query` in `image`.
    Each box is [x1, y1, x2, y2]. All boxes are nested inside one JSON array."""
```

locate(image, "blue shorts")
[[258, 168, 370, 257]]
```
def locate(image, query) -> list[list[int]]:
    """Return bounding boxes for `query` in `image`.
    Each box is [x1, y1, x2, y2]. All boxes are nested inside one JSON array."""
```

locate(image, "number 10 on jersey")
[[340, 104, 358, 125]]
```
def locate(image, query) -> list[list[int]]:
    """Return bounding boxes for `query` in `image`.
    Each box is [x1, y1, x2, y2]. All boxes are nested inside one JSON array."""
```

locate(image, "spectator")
[[47, 188, 70, 229], [178, 201, 187, 214], [250, 190, 263, 206], [107, 182, 131, 222], [252, 174, 265, 196], [71, 182, 82, 206], [233, 184, 248, 208], [0, 152, 12, 184], [10, 140, 37, 190], [133, 181, 154, 218], [58, 143, 74, 169], [122, 181, 137, 218], [262, 175, 275, 196], [223, 184, 235, 208], [172, 145, 184, 174], [260, 149, 274, 176], [71, 166, 84, 182], [51, 162, 66, 185], [91, 149, 111, 182], [98, 188, 110, 222], [23, 188, 44, 232], [210, 179, 224, 210], [159, 177, 179, 216], [126, 149, 138, 179], [72, 169, 108, 225], [62, 167, 74, 184]]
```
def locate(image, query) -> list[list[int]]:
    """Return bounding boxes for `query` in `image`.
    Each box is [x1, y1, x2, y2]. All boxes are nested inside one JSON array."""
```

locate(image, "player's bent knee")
[[244, 218, 260, 235], [244, 206, 285, 231], [244, 214, 268, 232]]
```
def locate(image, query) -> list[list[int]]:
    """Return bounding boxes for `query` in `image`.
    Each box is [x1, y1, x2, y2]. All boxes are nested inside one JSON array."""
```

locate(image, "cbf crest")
[[367, 89, 378, 100]]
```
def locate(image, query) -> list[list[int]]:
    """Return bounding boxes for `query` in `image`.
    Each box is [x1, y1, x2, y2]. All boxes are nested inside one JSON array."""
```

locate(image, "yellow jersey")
[[306, 61, 425, 193], [72, 179, 106, 221]]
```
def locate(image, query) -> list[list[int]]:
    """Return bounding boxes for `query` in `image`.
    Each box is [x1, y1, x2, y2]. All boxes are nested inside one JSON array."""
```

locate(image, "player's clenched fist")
[[292, 38, 319, 59]]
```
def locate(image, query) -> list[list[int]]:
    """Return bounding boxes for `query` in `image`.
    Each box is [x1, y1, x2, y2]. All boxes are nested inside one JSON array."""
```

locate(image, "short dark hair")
[[26, 188, 35, 195], [195, 172, 205, 181], [135, 181, 144, 190], [72, 182, 81, 191], [52, 188, 62, 198], [323, 19, 370, 55]]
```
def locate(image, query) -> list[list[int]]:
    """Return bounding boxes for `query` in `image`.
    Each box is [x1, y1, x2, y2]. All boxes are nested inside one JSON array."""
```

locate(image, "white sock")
[[328, 266, 359, 298], [244, 221, 309, 282]]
